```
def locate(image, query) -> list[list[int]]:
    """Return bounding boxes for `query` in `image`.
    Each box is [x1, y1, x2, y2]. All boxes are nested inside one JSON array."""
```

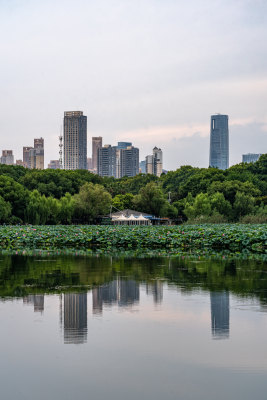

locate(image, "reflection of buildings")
[[23, 295, 44, 313], [146, 280, 163, 304], [64, 293, 87, 344], [210, 291, 229, 339], [92, 279, 139, 315]]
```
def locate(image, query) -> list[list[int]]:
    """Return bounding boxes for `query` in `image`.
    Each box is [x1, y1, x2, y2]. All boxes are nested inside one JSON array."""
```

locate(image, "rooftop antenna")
[[59, 125, 63, 169]]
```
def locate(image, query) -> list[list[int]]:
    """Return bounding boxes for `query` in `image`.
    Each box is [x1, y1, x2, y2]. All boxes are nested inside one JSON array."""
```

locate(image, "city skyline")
[[0, 1, 266, 170]]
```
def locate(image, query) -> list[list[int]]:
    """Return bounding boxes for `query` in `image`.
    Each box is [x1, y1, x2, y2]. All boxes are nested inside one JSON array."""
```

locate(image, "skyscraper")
[[64, 111, 87, 170], [92, 136, 102, 172], [23, 146, 33, 167], [97, 145, 117, 177], [97, 142, 139, 178], [209, 114, 229, 170], [153, 147, 163, 177], [145, 147, 163, 176], [119, 145, 139, 178]]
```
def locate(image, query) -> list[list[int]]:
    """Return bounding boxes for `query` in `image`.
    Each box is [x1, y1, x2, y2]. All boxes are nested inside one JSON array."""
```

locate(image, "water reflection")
[[63, 293, 87, 344], [0, 255, 267, 400], [23, 295, 44, 313], [92, 278, 139, 314], [146, 280, 163, 304], [210, 291, 230, 339]]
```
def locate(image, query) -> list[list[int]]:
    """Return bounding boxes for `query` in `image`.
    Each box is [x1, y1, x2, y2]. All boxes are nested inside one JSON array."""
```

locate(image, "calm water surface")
[[0, 255, 267, 400]]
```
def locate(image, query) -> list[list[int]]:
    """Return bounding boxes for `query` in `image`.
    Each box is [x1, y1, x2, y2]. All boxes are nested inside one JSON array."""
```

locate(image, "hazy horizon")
[[0, 0, 266, 170]]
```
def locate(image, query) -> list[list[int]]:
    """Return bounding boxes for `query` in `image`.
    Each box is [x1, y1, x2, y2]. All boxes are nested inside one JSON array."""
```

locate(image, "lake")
[[0, 255, 266, 400]]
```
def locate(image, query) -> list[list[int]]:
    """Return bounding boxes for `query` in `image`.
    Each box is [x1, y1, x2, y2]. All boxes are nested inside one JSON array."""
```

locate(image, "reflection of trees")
[[0, 255, 267, 308]]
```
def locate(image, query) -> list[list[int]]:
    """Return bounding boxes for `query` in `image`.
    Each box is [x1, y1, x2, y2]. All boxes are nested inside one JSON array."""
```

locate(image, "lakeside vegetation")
[[0, 224, 266, 254], [0, 153, 266, 224]]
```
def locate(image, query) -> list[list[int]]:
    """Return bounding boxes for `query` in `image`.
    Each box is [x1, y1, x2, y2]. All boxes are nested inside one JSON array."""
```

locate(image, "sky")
[[0, 0, 266, 170]]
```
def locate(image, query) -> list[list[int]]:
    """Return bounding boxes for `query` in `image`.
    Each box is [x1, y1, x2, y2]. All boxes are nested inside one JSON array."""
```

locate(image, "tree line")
[[0, 154, 266, 224]]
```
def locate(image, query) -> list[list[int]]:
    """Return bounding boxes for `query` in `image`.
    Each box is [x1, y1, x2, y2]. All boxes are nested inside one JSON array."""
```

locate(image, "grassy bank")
[[0, 224, 266, 254]]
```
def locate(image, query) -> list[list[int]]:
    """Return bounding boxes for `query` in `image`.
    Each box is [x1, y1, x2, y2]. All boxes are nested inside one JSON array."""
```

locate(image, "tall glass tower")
[[209, 114, 229, 170], [63, 111, 87, 170]]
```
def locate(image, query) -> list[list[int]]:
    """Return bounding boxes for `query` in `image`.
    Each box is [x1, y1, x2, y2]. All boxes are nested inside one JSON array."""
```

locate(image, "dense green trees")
[[74, 182, 112, 223], [0, 153, 266, 224]]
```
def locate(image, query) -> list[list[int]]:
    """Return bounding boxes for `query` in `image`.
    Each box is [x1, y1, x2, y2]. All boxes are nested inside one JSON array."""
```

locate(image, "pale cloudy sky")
[[0, 0, 266, 170]]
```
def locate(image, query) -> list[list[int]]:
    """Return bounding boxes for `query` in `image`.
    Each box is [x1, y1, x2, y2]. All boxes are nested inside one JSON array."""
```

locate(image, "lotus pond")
[[0, 224, 266, 255]]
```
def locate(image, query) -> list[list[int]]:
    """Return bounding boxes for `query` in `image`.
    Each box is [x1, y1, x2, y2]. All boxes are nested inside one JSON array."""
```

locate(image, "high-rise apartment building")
[[209, 114, 229, 170], [64, 111, 87, 170], [242, 153, 262, 163], [153, 147, 163, 177], [145, 147, 163, 176], [23, 138, 44, 169], [97, 142, 139, 178], [23, 146, 33, 167], [92, 136, 102, 172], [0, 150, 14, 165], [34, 137, 44, 149], [120, 145, 139, 177], [97, 145, 117, 177]]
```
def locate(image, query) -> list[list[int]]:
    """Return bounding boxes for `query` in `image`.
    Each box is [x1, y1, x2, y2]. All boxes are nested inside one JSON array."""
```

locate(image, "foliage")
[[133, 182, 170, 217], [0, 196, 11, 223], [0, 224, 266, 253], [74, 182, 112, 223], [0, 175, 29, 220], [112, 193, 135, 211], [0, 154, 266, 224]]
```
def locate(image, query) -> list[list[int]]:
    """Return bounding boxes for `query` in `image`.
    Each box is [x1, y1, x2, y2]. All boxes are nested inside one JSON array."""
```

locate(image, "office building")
[[242, 153, 262, 163], [209, 114, 229, 170], [92, 136, 102, 172], [64, 111, 87, 170], [0, 150, 14, 165]]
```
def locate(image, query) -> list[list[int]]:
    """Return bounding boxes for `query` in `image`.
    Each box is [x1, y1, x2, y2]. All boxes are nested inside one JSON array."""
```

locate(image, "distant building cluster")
[[0, 138, 44, 169], [1, 110, 264, 172], [60, 111, 163, 178]]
